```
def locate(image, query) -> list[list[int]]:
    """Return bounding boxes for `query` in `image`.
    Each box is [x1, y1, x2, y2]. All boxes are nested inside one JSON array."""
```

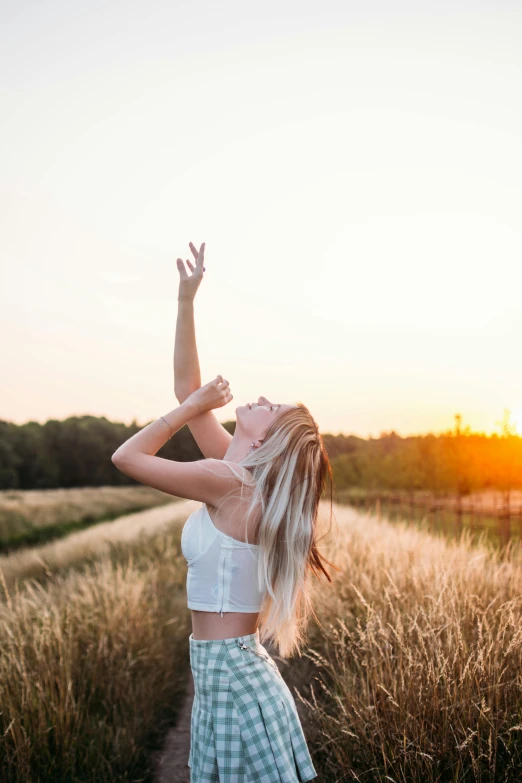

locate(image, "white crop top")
[[181, 503, 266, 616]]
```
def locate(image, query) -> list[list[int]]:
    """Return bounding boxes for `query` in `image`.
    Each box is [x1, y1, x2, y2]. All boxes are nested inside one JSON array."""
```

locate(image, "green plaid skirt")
[[188, 630, 317, 782]]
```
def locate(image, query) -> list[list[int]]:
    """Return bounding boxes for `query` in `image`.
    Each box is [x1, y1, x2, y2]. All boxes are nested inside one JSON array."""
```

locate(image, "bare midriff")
[[191, 609, 260, 641]]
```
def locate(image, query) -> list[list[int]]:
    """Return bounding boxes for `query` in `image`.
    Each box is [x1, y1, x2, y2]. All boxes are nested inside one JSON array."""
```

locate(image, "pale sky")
[[1, 1, 521, 438]]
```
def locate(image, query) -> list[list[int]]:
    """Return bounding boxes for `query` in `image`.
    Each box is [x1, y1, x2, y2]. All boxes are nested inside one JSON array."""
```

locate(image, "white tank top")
[[181, 502, 266, 616]]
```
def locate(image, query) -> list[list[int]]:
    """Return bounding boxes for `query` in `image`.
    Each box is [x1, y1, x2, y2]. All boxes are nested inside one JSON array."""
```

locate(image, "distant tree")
[[490, 410, 522, 511]]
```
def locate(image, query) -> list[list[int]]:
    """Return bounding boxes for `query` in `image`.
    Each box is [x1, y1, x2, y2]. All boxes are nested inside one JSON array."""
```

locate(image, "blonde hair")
[[202, 403, 339, 658]]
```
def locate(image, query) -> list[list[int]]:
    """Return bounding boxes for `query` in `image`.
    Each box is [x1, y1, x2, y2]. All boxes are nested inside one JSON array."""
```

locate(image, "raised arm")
[[174, 297, 201, 400], [174, 242, 233, 460]]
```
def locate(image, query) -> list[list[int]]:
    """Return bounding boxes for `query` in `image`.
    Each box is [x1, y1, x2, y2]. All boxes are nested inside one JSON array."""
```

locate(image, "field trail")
[[154, 674, 194, 782]]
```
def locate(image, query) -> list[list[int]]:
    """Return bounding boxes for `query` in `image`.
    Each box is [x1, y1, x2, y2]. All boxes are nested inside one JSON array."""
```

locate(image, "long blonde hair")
[[203, 403, 339, 658]]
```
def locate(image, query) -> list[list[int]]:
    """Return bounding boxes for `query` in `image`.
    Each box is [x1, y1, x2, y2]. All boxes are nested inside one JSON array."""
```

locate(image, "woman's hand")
[[176, 241, 206, 302], [183, 375, 233, 416]]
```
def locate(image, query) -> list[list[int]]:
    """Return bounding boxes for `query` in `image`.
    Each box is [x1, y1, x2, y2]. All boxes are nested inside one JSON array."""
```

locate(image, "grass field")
[[336, 487, 522, 548], [0, 486, 180, 553], [0, 496, 192, 591], [284, 503, 522, 781], [1, 491, 521, 781], [0, 523, 192, 781]]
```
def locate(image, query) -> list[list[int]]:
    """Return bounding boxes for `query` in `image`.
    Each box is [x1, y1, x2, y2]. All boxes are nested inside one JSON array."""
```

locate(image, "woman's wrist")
[[180, 397, 202, 419]]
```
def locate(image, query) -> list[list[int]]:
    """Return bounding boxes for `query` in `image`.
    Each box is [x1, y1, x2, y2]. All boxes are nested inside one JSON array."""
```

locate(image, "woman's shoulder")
[[203, 457, 253, 483], [207, 475, 261, 545]]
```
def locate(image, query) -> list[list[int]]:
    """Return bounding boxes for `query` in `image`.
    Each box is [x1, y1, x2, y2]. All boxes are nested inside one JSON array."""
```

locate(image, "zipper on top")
[[219, 548, 228, 618]]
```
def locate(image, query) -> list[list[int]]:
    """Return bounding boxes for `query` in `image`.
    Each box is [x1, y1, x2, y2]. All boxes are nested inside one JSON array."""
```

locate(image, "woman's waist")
[[190, 608, 260, 641]]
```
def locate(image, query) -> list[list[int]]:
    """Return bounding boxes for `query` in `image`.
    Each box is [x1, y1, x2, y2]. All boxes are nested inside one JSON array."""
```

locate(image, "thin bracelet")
[[159, 416, 174, 438]]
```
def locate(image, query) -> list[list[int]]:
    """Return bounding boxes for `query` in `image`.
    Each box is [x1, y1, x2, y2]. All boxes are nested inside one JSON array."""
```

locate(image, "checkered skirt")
[[188, 630, 318, 782]]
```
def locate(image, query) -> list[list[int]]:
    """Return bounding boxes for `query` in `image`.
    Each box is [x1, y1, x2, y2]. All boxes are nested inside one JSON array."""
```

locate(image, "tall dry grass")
[[0, 485, 179, 551], [288, 503, 522, 782], [0, 529, 191, 782], [0, 498, 197, 590], [3, 490, 521, 781]]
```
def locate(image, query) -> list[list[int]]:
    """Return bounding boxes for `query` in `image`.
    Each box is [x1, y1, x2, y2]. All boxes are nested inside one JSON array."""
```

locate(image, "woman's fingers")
[[217, 377, 232, 401], [208, 375, 232, 406], [176, 258, 188, 279], [189, 242, 204, 262], [189, 241, 205, 266], [186, 258, 206, 275], [188, 241, 206, 274]]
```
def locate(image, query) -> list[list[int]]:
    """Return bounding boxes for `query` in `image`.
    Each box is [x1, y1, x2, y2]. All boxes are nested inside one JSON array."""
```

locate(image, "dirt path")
[[154, 673, 194, 783]]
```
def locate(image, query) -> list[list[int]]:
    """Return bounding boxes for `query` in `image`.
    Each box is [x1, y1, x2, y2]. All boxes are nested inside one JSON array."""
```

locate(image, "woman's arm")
[[174, 241, 205, 398], [111, 387, 238, 505], [174, 298, 201, 400], [174, 242, 233, 459]]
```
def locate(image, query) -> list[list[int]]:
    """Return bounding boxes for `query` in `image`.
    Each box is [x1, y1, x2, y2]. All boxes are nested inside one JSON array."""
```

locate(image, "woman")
[[112, 241, 337, 782]]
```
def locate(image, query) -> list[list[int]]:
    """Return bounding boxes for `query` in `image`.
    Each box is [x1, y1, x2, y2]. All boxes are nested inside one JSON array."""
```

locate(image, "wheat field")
[[1, 494, 521, 781], [0, 486, 178, 551], [287, 503, 522, 782], [0, 494, 197, 782]]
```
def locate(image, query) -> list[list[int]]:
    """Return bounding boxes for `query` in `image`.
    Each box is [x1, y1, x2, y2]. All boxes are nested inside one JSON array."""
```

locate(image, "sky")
[[1, 0, 521, 438]]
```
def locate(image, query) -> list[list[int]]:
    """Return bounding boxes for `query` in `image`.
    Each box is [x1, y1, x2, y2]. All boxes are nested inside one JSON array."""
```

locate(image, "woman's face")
[[235, 396, 295, 439]]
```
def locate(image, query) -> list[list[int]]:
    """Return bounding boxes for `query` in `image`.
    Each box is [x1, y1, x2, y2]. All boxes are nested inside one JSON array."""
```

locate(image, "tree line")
[[0, 413, 521, 498], [326, 414, 522, 503]]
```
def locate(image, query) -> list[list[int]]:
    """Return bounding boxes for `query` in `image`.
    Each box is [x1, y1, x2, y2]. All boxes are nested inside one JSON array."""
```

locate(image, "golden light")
[[511, 410, 522, 435]]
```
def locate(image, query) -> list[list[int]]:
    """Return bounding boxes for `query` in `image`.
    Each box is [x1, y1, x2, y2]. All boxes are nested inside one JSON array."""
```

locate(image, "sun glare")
[[512, 410, 522, 435]]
